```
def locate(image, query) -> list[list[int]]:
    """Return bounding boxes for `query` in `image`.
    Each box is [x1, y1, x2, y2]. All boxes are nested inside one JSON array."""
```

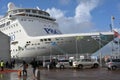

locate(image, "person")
[[5, 61, 9, 68], [35, 66, 40, 80], [0, 60, 4, 71], [12, 59, 16, 67], [69, 60, 73, 66], [20, 60, 28, 76], [30, 58, 38, 77]]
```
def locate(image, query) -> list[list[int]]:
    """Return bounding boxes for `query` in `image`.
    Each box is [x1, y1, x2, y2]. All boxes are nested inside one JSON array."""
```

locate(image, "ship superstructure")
[[0, 2, 114, 58]]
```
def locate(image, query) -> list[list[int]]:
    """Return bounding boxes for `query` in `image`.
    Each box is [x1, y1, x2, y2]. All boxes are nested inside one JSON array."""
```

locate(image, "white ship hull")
[[15, 32, 114, 58]]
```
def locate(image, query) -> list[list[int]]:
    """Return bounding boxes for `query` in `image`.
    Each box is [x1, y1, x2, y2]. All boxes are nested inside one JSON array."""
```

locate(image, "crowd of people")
[[0, 58, 41, 80], [0, 59, 16, 71]]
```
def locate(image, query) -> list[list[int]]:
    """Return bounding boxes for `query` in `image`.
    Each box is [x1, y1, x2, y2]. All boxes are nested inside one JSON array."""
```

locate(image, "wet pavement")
[[40, 68, 120, 80], [1, 66, 120, 80]]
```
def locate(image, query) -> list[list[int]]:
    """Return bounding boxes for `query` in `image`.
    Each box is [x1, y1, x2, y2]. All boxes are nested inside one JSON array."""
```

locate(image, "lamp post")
[[50, 42, 54, 61], [117, 38, 120, 58], [99, 33, 102, 67], [75, 37, 78, 59], [110, 16, 114, 57]]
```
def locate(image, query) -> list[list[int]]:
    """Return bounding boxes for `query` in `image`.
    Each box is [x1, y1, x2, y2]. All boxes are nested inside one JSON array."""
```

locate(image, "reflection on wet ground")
[[0, 66, 120, 80], [40, 68, 120, 80]]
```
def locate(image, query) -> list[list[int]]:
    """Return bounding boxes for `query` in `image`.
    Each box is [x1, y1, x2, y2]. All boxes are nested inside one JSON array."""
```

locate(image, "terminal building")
[[0, 31, 10, 62]]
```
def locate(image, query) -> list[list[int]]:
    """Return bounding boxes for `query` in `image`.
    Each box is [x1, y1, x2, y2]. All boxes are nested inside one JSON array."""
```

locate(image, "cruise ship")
[[0, 2, 114, 58]]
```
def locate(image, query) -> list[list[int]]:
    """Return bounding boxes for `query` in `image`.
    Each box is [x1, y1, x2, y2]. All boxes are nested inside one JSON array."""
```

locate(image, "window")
[[112, 59, 120, 62], [16, 23, 18, 26], [32, 10, 37, 13], [6, 21, 10, 25], [48, 38, 51, 41], [26, 41, 31, 43], [40, 39, 43, 42], [2, 23, 5, 27], [26, 9, 30, 13], [19, 9, 24, 12], [21, 19, 24, 21], [44, 39, 47, 41], [13, 10, 17, 13], [38, 11, 42, 14]]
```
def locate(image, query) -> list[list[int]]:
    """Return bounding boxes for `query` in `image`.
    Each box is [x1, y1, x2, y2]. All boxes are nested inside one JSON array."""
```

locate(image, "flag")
[[113, 30, 120, 38]]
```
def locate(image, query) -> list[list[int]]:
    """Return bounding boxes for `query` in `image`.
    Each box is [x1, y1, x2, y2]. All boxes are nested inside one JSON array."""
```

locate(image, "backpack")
[[25, 63, 28, 68]]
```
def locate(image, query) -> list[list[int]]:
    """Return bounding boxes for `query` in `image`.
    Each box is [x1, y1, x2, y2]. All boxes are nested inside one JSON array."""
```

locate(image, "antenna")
[[110, 16, 115, 31]]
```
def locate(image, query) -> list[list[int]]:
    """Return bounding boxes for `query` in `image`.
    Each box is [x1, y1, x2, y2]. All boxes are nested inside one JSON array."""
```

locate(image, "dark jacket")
[[30, 60, 38, 68]]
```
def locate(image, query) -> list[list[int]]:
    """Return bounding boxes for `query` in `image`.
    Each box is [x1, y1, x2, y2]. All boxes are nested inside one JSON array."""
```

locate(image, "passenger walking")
[[35, 66, 40, 80], [20, 60, 28, 76], [5, 61, 9, 68], [30, 58, 38, 77], [11, 59, 15, 68], [12, 59, 16, 67], [0, 60, 4, 71]]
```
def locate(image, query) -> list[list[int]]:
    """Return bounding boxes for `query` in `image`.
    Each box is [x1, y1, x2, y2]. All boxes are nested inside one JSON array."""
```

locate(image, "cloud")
[[46, 8, 64, 19], [46, 0, 100, 34], [0, 15, 3, 19], [75, 0, 99, 23]]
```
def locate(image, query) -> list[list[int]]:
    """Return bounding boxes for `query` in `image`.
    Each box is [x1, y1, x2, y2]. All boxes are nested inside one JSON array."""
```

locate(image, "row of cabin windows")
[[17, 13, 54, 21], [11, 40, 72, 52], [25, 38, 52, 46], [25, 39, 52, 45], [21, 19, 53, 27], [21, 19, 33, 22], [9, 9, 50, 16], [26, 38, 68, 44], [0, 21, 10, 28], [28, 14, 54, 21], [0, 23, 18, 31], [40, 38, 51, 42], [11, 40, 67, 52], [11, 42, 42, 52], [21, 18, 53, 27], [8, 30, 21, 36]]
